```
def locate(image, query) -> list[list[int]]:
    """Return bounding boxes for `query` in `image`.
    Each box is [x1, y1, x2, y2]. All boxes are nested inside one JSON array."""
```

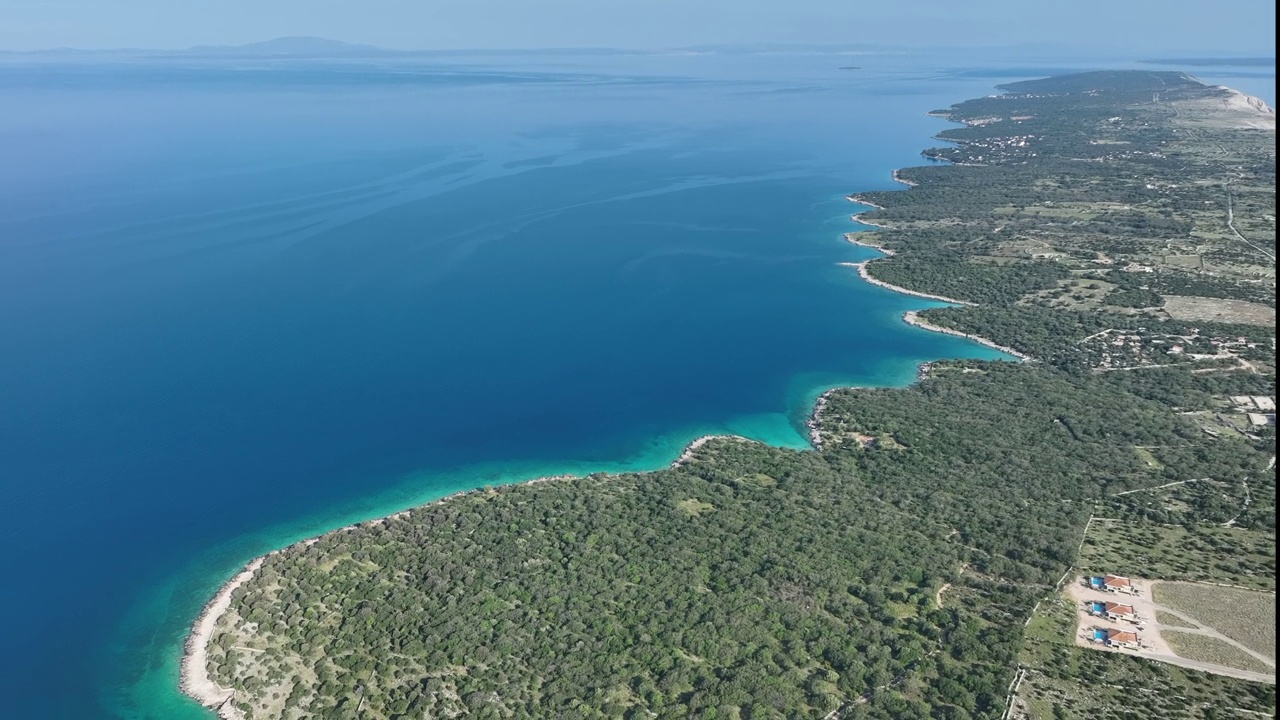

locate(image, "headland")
[[181, 71, 1276, 718]]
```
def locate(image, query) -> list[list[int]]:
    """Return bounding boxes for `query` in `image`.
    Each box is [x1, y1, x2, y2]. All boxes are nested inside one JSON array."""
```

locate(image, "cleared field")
[[1162, 255, 1203, 268], [1155, 582, 1277, 661], [1163, 295, 1277, 326], [1163, 631, 1275, 674], [1155, 610, 1198, 629], [1078, 520, 1276, 591]]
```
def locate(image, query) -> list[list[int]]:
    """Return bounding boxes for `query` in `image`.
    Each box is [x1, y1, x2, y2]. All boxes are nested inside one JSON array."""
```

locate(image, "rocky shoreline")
[[841, 189, 1032, 359], [181, 431, 786, 711], [671, 434, 754, 466], [843, 231, 894, 254], [846, 194, 891, 230], [806, 390, 837, 448], [181, 559, 263, 720], [903, 310, 1032, 361], [840, 260, 973, 306], [891, 168, 918, 187], [178, 473, 584, 713]]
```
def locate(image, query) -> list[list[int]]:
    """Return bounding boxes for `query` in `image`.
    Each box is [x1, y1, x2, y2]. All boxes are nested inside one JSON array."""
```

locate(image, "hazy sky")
[[2, 0, 1276, 54]]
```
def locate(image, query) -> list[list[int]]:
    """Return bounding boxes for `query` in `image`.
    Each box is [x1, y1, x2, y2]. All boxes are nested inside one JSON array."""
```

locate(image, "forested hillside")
[[204, 365, 1272, 718]]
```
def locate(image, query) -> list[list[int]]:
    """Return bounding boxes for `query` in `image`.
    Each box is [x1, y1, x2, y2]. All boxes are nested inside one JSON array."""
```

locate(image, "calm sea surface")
[[0, 52, 1109, 718]]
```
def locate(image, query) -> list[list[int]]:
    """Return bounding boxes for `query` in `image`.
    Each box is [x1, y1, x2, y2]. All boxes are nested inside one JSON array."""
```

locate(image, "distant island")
[[0, 36, 394, 59], [183, 36, 391, 57], [837, 66, 862, 70], [1141, 56, 1276, 67], [184, 71, 1276, 719], [0, 36, 648, 60]]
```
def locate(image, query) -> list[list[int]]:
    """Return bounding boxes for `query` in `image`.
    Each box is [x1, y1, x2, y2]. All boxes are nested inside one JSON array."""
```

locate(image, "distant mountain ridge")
[[6, 38, 1269, 62], [2, 37, 926, 60], [0, 36, 399, 59], [184, 36, 392, 57], [1141, 56, 1275, 67], [0, 37, 661, 59]]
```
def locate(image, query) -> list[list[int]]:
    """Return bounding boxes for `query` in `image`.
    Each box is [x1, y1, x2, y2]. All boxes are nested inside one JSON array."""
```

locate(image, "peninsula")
[[183, 72, 1276, 719]]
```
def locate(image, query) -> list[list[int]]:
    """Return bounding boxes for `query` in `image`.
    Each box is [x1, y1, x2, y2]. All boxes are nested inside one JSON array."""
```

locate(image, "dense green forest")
[[201, 72, 1276, 719], [207, 365, 1274, 718]]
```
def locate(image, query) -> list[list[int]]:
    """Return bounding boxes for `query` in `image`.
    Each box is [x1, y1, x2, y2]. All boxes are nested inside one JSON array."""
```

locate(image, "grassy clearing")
[[1163, 295, 1277, 326], [1155, 610, 1199, 629], [1013, 594, 1277, 719], [676, 498, 716, 516], [1133, 447, 1164, 470], [1162, 631, 1275, 674], [1155, 582, 1277, 661], [1078, 520, 1276, 591], [1161, 255, 1203, 268]]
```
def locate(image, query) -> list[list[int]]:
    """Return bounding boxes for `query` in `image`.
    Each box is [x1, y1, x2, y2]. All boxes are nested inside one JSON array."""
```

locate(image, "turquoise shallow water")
[[0, 53, 1018, 718]]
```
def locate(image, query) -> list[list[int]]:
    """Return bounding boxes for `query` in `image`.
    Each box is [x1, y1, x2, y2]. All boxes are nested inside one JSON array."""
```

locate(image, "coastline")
[[847, 194, 890, 229], [843, 231, 894, 254], [903, 310, 1032, 361], [843, 187, 1029, 359], [180, 559, 263, 720], [840, 260, 974, 306], [671, 434, 754, 466], [178, 137, 1025, 710], [177, 474, 583, 713], [806, 390, 837, 448]]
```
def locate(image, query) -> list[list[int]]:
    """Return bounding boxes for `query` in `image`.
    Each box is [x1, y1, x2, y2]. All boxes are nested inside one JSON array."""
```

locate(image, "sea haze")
[[0, 52, 1016, 718]]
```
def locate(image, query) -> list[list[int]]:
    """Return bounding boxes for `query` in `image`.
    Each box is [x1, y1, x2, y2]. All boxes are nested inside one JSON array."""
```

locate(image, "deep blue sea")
[[0, 51, 1269, 718]]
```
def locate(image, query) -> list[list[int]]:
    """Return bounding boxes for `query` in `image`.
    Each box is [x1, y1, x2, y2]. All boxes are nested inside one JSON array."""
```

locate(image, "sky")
[[0, 0, 1276, 55]]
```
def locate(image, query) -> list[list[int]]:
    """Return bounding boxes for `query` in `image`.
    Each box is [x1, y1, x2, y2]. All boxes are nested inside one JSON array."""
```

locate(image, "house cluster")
[[962, 116, 1004, 127], [1083, 329, 1264, 371], [1083, 331, 1170, 369], [1231, 395, 1277, 427], [1122, 262, 1156, 273], [1082, 575, 1147, 651], [1088, 574, 1139, 596]]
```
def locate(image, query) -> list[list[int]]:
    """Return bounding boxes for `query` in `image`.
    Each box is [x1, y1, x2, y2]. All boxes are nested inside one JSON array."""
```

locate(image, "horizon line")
[[2, 35, 1275, 58]]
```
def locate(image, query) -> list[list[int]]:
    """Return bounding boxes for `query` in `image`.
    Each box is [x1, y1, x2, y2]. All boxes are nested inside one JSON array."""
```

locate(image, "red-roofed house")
[[1104, 628, 1140, 649], [1103, 602, 1137, 621], [1098, 574, 1136, 594]]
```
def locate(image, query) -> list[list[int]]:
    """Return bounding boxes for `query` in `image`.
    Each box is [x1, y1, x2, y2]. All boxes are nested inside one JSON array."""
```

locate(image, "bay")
[[0, 53, 1016, 718]]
